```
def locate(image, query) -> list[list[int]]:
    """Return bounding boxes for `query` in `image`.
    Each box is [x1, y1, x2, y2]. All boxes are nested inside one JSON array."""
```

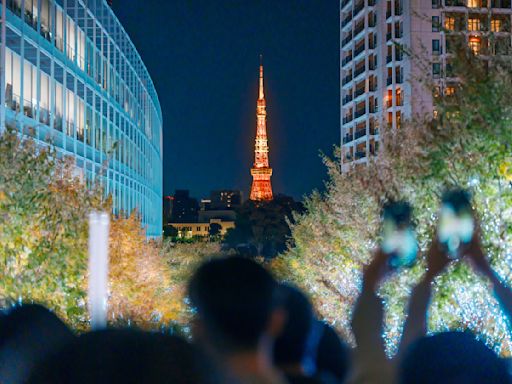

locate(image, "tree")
[[224, 195, 304, 259], [208, 223, 222, 239], [272, 46, 512, 355]]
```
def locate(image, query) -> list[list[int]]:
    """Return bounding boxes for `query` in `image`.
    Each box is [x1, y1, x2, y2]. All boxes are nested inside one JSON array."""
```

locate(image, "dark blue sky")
[[112, 0, 339, 200]]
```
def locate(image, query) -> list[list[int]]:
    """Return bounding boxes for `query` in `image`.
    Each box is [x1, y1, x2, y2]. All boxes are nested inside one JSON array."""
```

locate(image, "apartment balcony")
[[342, 14, 353, 28], [445, 0, 465, 6], [353, 2, 364, 18], [387, 32, 392, 41], [343, 94, 354, 105], [354, 66, 366, 78], [342, 75, 353, 85], [370, 127, 379, 135], [387, 77, 393, 86], [342, 34, 353, 48], [387, 55, 393, 63], [491, 0, 512, 8], [354, 23, 365, 38], [368, 14, 377, 28], [343, 134, 354, 144], [355, 129, 367, 139], [355, 151, 366, 160], [354, 87, 366, 98], [396, 73, 404, 84], [355, 108, 366, 118], [343, 115, 354, 124], [354, 44, 365, 58], [342, 55, 353, 67], [341, 0, 352, 9]]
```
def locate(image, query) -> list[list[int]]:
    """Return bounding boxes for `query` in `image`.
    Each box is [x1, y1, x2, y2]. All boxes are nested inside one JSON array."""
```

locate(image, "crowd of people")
[[1, 202, 512, 383]]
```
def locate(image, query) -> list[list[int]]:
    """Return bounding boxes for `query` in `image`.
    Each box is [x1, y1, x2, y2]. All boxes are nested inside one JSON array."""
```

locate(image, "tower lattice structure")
[[250, 59, 273, 201]]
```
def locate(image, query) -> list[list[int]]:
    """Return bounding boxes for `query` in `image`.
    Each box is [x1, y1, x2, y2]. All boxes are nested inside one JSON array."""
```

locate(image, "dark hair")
[[400, 331, 511, 384], [316, 323, 350, 382], [29, 329, 221, 384], [0, 304, 75, 383], [274, 284, 315, 366], [188, 256, 278, 351]]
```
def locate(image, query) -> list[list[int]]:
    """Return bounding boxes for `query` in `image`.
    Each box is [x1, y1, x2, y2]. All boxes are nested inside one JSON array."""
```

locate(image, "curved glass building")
[[0, 0, 163, 237]]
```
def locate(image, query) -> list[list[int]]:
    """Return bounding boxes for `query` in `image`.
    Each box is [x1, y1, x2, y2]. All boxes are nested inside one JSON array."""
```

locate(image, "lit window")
[[468, 36, 481, 55], [445, 86, 455, 96], [491, 19, 502, 32], [468, 18, 480, 32], [467, 0, 480, 7], [445, 16, 455, 31]]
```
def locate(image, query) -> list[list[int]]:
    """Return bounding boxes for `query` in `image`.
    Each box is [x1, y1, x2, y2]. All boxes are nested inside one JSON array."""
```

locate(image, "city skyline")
[[112, 0, 340, 200]]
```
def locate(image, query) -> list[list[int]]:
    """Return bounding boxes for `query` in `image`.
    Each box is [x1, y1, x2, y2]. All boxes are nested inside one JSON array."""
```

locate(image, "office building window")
[[432, 16, 440, 32]]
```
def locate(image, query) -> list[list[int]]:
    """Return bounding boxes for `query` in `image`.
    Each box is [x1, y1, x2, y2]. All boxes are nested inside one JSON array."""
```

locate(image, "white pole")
[[88, 211, 110, 330]]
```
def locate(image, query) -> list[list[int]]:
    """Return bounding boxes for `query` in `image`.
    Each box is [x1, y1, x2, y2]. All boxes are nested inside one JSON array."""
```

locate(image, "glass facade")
[[0, 0, 163, 237]]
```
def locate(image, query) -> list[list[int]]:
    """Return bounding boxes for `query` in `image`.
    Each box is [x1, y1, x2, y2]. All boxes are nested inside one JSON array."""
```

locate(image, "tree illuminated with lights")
[[273, 47, 512, 355]]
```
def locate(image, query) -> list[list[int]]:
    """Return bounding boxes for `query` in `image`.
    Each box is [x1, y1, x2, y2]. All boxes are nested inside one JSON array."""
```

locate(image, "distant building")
[[170, 190, 199, 223], [210, 190, 243, 210], [163, 196, 174, 225], [168, 219, 235, 240]]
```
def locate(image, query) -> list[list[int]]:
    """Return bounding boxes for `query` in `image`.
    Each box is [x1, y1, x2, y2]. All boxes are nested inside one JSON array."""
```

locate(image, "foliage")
[[0, 129, 222, 331], [273, 48, 512, 354], [224, 195, 304, 259], [0, 129, 104, 327]]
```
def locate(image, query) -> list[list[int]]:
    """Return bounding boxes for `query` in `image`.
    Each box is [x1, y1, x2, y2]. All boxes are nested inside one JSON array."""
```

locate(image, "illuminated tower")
[[250, 58, 274, 201]]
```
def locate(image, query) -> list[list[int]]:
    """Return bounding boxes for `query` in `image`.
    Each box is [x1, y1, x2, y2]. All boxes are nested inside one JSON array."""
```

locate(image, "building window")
[[491, 19, 502, 32], [468, 36, 481, 55], [432, 39, 441, 55], [432, 16, 440, 32], [468, 18, 480, 32], [445, 16, 455, 31], [445, 86, 455, 96], [432, 0, 441, 8], [467, 0, 481, 7], [433, 63, 441, 78]]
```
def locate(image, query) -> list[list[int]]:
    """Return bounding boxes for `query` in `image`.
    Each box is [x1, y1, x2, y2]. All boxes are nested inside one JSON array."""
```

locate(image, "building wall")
[[340, 0, 512, 170], [169, 219, 235, 239], [1, 0, 163, 237]]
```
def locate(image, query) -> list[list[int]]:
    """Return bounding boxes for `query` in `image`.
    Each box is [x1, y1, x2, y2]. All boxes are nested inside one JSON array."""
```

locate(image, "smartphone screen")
[[381, 202, 418, 268], [438, 189, 474, 259]]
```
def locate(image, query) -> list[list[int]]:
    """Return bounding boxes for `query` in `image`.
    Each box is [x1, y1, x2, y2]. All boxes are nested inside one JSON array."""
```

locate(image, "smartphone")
[[381, 201, 418, 268], [438, 189, 474, 259]]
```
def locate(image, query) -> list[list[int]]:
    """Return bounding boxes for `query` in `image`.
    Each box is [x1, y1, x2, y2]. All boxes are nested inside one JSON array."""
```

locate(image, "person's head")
[[0, 304, 75, 383], [315, 323, 350, 382], [273, 284, 315, 370], [29, 329, 222, 384], [400, 331, 511, 384], [187, 256, 283, 354]]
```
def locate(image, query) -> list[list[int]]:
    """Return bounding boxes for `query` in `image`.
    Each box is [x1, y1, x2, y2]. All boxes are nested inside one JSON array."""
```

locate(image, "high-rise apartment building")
[[340, 0, 512, 169], [0, 0, 163, 236]]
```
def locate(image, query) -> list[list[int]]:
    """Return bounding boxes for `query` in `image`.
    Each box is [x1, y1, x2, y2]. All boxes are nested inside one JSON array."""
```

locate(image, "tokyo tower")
[[250, 57, 273, 201]]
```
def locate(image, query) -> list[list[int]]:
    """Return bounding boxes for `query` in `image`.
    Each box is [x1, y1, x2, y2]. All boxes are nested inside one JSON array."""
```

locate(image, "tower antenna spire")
[[259, 54, 264, 100], [250, 56, 273, 201]]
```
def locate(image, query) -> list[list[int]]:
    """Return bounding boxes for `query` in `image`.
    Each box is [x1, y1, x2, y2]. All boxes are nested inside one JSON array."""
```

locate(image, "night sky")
[[112, 0, 339, 201]]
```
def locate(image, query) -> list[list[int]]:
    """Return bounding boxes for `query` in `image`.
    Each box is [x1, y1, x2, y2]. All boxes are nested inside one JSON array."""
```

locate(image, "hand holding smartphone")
[[437, 189, 475, 259], [381, 201, 418, 268]]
